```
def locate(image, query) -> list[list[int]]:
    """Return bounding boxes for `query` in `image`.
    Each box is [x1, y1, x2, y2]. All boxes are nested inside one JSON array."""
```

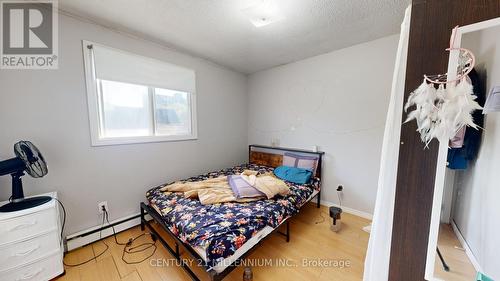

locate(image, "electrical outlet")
[[98, 201, 108, 214]]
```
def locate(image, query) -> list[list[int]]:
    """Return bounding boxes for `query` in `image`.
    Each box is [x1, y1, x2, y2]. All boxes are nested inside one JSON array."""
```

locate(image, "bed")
[[140, 145, 325, 281]]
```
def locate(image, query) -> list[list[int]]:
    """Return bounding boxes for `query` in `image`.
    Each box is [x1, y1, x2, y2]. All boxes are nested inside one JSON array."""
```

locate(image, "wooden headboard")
[[248, 144, 325, 179]]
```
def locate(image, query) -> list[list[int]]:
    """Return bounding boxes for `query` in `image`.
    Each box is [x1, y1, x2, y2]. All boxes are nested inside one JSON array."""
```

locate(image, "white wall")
[[0, 13, 248, 235], [451, 25, 500, 279], [247, 35, 399, 215]]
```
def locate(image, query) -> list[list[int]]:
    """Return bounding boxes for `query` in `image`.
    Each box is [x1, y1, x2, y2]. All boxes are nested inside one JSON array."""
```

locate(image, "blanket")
[[160, 170, 289, 204]]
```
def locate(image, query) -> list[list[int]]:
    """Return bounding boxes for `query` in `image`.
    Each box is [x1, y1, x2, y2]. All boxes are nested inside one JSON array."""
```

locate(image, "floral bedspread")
[[146, 163, 320, 266]]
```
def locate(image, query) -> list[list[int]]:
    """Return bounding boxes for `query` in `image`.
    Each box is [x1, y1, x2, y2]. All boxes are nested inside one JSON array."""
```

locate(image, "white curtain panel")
[[363, 6, 411, 281]]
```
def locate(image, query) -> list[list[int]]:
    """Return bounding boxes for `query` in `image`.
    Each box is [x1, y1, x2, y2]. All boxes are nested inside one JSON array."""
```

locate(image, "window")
[[82, 41, 197, 146]]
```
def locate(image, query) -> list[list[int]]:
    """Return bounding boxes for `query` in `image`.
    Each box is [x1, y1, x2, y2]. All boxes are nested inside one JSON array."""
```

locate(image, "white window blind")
[[92, 43, 196, 93]]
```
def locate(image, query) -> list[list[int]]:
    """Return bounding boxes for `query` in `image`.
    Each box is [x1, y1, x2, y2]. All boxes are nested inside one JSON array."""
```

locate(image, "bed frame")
[[140, 144, 325, 281]]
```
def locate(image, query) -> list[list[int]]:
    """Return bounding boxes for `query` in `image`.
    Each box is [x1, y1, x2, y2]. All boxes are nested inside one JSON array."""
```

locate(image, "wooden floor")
[[434, 223, 476, 281], [55, 203, 371, 281]]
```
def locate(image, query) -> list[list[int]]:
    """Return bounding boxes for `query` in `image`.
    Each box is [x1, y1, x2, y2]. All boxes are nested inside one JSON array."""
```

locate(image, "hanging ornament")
[[404, 26, 482, 147]]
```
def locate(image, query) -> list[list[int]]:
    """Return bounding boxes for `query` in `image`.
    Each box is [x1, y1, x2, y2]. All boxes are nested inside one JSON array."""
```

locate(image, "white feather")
[[404, 77, 482, 147]]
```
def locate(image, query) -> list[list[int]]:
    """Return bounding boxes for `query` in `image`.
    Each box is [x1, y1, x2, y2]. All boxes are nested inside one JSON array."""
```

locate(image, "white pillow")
[[282, 152, 319, 175]]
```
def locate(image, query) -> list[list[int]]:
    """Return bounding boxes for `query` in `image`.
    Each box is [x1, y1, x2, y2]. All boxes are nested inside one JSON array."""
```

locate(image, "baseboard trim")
[[319, 199, 373, 220], [66, 212, 150, 251], [451, 220, 482, 273]]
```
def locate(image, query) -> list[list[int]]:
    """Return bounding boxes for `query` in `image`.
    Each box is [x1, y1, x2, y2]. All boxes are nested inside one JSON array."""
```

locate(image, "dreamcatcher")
[[404, 26, 482, 147]]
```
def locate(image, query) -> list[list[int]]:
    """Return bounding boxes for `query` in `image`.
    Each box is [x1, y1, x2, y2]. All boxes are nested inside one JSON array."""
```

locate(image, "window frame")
[[82, 40, 198, 146]]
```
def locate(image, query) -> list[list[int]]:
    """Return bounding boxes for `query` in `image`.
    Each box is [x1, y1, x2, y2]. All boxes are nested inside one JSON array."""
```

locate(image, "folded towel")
[[228, 175, 265, 199]]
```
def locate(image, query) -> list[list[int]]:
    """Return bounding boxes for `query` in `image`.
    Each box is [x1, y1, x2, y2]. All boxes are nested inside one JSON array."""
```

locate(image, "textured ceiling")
[[59, 0, 410, 74]]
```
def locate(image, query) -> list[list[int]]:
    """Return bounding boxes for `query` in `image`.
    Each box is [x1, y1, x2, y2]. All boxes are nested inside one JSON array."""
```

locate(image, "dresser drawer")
[[0, 231, 60, 272], [0, 208, 57, 246], [1, 251, 63, 281]]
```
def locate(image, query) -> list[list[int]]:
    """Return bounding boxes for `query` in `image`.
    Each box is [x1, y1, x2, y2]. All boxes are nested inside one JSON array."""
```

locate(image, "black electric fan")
[[0, 141, 50, 212]]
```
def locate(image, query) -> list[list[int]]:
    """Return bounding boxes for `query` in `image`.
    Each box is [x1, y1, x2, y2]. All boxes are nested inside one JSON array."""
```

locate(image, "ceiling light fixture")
[[242, 0, 284, 28]]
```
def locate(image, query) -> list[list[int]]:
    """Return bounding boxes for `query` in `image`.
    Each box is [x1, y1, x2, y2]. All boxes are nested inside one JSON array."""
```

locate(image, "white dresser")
[[0, 192, 64, 281]]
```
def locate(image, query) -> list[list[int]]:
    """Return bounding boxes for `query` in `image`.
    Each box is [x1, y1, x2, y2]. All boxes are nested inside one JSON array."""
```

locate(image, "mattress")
[[146, 163, 320, 269]]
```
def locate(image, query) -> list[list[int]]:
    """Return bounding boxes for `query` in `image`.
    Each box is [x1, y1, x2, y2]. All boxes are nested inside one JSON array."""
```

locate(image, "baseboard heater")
[[65, 212, 151, 251]]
